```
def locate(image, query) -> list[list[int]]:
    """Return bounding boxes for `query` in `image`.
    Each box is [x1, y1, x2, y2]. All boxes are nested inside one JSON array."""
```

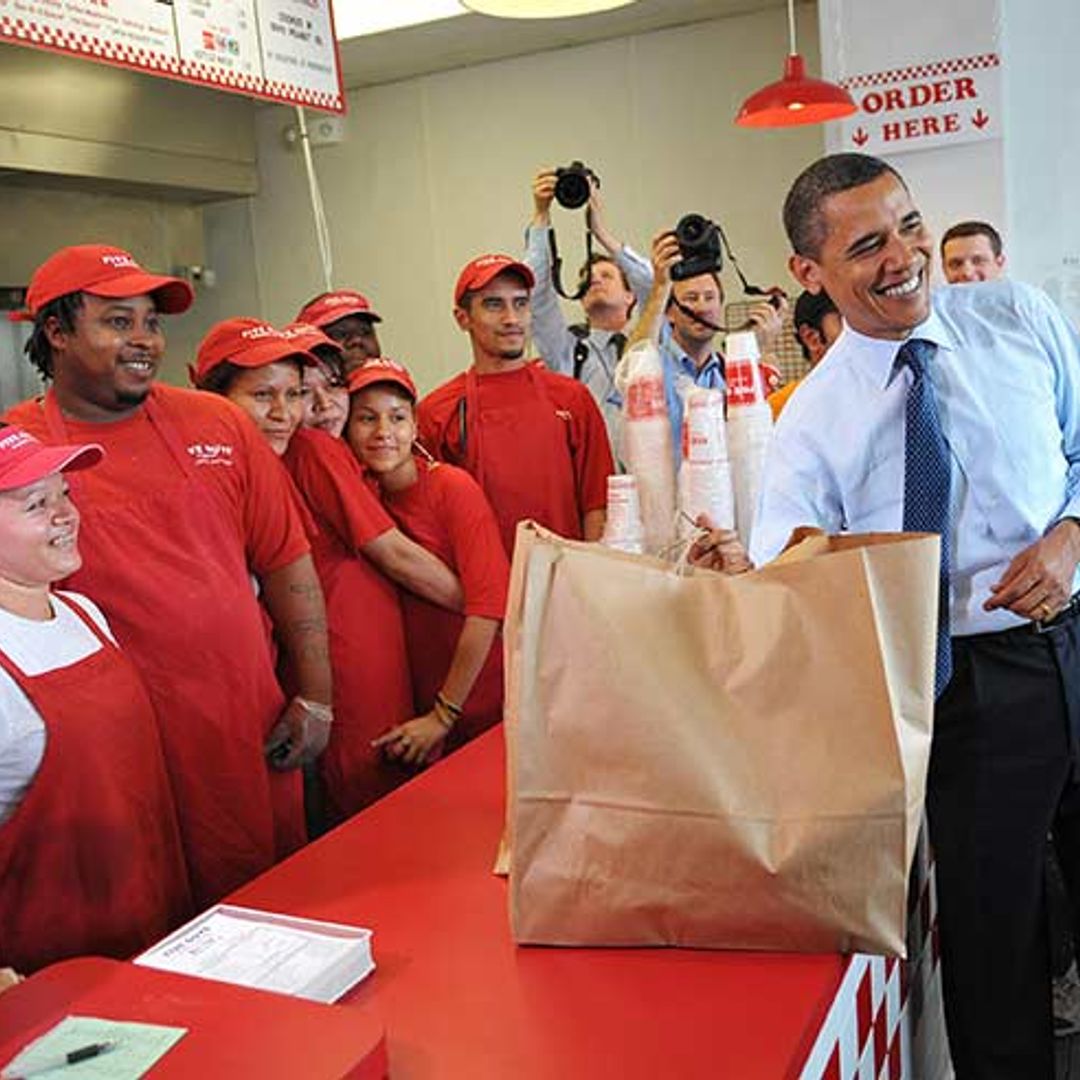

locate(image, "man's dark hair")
[[940, 220, 1003, 260], [783, 153, 906, 259], [25, 292, 85, 381], [576, 254, 631, 293], [793, 290, 839, 362]]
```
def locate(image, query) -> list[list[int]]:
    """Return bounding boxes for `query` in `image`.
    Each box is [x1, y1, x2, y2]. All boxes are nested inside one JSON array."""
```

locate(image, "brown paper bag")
[[503, 523, 938, 956]]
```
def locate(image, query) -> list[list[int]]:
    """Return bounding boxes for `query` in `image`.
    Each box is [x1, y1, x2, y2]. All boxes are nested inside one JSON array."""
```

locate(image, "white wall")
[[1001, 0, 1080, 318], [206, 6, 826, 393]]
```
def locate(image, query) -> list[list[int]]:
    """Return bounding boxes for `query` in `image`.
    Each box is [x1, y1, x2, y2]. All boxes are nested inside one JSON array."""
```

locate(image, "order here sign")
[[837, 53, 1001, 155]]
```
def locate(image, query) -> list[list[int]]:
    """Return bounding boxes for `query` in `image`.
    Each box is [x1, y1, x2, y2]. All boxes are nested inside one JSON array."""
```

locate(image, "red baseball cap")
[[0, 425, 102, 492], [279, 321, 344, 358], [192, 318, 318, 385], [12, 244, 194, 322], [454, 254, 535, 306], [296, 290, 382, 329], [346, 357, 418, 401]]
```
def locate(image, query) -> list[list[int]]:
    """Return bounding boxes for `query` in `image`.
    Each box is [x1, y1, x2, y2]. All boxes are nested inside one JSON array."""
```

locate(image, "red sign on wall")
[[838, 53, 1000, 155]]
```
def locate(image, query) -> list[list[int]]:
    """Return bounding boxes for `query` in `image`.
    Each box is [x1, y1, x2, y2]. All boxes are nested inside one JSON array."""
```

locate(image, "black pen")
[[2, 1040, 116, 1079]]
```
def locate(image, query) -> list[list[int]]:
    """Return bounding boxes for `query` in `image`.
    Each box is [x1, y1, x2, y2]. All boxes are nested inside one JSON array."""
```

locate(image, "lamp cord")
[[787, 0, 797, 55]]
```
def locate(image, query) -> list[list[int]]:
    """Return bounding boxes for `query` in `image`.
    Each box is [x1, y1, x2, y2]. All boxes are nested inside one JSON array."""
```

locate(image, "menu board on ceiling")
[[0, 0, 344, 113]]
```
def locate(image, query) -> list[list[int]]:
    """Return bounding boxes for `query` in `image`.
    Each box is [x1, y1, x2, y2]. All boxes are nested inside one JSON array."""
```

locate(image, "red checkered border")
[[0, 17, 343, 112], [841, 53, 1000, 91], [798, 826, 944, 1079], [0, 14, 181, 72], [799, 955, 907, 1080]]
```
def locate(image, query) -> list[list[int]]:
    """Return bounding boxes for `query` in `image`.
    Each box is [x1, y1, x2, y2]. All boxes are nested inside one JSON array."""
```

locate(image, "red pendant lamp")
[[735, 0, 857, 128]]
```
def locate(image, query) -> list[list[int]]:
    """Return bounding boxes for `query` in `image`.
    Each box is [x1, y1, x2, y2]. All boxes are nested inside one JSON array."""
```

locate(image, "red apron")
[[0, 594, 192, 973], [44, 390, 304, 907], [307, 533, 415, 824], [464, 363, 584, 554]]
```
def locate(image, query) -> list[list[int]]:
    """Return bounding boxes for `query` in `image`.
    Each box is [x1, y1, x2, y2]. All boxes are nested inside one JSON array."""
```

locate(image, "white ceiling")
[[336, 0, 789, 90]]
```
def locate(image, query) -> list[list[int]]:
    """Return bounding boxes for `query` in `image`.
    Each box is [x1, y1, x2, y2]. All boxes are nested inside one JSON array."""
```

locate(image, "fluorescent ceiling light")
[[332, 0, 467, 41]]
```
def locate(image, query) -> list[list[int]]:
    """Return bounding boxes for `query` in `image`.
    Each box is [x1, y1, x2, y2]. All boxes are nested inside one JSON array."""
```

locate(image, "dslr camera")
[[554, 161, 599, 210], [671, 213, 723, 282]]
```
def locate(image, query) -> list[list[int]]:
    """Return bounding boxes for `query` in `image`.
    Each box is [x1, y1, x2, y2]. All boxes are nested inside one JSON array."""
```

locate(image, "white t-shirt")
[[0, 591, 115, 824]]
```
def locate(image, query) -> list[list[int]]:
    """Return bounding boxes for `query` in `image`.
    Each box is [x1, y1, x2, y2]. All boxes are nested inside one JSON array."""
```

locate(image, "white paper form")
[[135, 904, 374, 1002]]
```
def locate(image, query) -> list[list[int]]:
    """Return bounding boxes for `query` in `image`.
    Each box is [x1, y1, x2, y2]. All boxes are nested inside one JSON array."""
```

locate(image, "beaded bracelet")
[[432, 691, 463, 732]]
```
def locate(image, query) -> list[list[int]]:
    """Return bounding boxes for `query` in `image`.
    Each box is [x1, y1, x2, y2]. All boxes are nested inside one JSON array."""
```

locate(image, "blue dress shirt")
[[749, 281, 1080, 636], [659, 323, 726, 472]]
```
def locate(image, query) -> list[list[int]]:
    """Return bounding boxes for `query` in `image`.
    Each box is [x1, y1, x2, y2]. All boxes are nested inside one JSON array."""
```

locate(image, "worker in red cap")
[[5, 245, 332, 906], [418, 254, 615, 556], [281, 322, 351, 439], [191, 317, 315, 456], [347, 359, 508, 766], [296, 290, 382, 374], [0, 424, 191, 972], [193, 320, 462, 824]]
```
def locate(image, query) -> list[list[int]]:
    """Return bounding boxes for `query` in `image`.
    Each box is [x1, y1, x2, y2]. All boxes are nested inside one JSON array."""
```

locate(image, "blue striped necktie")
[[897, 338, 953, 698]]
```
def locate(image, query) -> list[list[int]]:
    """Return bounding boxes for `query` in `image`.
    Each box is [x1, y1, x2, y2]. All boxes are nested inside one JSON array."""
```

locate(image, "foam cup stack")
[[724, 331, 773, 547], [619, 342, 677, 554], [601, 474, 646, 554], [679, 387, 735, 536]]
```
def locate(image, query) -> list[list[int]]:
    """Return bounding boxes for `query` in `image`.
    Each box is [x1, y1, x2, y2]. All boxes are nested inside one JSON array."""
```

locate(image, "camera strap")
[[547, 219, 593, 302], [715, 222, 785, 305], [669, 294, 725, 336]]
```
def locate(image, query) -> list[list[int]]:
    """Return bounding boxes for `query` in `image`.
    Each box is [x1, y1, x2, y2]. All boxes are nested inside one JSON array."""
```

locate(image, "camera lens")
[[554, 161, 592, 210], [675, 214, 710, 250], [671, 213, 723, 282], [555, 175, 589, 209]]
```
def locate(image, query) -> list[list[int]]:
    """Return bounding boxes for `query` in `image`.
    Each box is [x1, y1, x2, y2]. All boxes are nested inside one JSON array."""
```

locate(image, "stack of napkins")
[[136, 904, 374, 1003]]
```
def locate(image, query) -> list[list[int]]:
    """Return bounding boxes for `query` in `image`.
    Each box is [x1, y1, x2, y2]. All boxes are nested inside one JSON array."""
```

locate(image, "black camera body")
[[671, 213, 723, 282], [554, 161, 599, 210]]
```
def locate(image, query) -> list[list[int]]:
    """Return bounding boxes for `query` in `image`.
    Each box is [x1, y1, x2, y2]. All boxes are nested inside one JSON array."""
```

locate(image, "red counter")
[[0, 956, 386, 1078], [231, 728, 846, 1079]]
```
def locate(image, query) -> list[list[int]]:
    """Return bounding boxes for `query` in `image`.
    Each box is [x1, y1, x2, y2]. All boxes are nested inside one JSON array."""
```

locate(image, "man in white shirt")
[[752, 152, 1080, 1079]]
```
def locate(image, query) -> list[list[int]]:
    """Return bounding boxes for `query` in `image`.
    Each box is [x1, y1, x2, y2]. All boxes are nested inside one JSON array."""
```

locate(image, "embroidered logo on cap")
[[100, 253, 139, 269], [0, 430, 34, 452]]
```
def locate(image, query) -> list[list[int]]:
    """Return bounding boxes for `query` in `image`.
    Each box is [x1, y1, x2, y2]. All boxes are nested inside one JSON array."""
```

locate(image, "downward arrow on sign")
[[852, 126, 869, 147], [972, 108, 989, 129]]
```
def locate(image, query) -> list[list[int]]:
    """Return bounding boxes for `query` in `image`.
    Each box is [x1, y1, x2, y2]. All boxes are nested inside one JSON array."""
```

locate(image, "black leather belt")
[[1009, 592, 1080, 636]]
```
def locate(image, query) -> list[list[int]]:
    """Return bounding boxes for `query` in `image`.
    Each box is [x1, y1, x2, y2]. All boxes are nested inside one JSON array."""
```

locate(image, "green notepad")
[[1, 1015, 186, 1079]]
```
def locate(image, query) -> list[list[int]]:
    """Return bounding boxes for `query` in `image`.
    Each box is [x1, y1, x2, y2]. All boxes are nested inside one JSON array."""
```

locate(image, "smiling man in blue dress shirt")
[[750, 153, 1080, 1079]]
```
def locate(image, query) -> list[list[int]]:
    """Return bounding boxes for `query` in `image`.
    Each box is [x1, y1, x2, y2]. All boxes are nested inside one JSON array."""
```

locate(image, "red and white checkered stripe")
[[0, 20, 343, 111], [178, 59, 263, 93], [799, 955, 908, 1080], [263, 79, 341, 110], [841, 53, 1000, 91], [799, 826, 950, 1080], [0, 17, 181, 71]]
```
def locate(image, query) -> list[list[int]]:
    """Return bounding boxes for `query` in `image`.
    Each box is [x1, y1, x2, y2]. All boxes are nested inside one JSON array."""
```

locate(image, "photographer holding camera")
[[524, 165, 654, 452], [623, 223, 787, 457]]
